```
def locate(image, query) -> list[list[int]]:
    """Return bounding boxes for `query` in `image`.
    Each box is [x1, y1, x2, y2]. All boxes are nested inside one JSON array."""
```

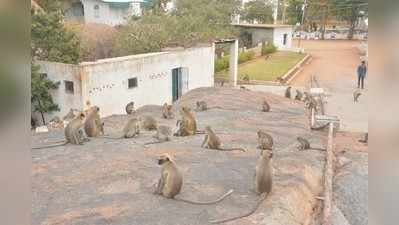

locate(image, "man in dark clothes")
[[357, 60, 367, 89]]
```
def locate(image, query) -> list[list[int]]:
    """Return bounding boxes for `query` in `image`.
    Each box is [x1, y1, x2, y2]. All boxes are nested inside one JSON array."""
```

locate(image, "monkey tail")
[[31, 141, 68, 149], [209, 192, 268, 224], [144, 140, 164, 146], [219, 148, 246, 152], [176, 189, 234, 205]]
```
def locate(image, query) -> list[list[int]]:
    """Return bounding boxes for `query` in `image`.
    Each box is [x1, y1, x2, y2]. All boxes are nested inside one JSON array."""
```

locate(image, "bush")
[[214, 56, 229, 72], [214, 50, 255, 72], [262, 43, 277, 55]]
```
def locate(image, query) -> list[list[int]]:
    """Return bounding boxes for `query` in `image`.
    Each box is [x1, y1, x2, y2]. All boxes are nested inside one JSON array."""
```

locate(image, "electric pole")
[[298, 0, 307, 49]]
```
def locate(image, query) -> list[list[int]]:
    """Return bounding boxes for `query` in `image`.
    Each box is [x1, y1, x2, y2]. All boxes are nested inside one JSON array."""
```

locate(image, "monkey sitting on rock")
[[102, 118, 140, 139], [261, 99, 271, 112], [126, 101, 136, 115], [285, 86, 292, 98], [296, 137, 326, 151], [154, 153, 234, 205], [201, 126, 246, 152], [195, 101, 223, 112], [174, 107, 205, 136], [84, 106, 104, 137], [210, 150, 273, 223], [257, 130, 273, 151], [144, 125, 172, 146]]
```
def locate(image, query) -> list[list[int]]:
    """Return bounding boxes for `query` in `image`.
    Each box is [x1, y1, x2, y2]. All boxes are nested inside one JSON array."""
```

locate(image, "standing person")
[[357, 60, 367, 89]]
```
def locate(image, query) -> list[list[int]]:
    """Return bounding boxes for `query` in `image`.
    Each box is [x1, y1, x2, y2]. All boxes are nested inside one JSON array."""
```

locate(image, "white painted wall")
[[35, 45, 215, 120], [273, 27, 293, 49], [34, 61, 83, 125], [81, 0, 140, 26]]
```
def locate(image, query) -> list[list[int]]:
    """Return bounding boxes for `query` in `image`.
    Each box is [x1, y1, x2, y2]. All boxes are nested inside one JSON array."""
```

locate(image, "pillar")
[[229, 39, 238, 87]]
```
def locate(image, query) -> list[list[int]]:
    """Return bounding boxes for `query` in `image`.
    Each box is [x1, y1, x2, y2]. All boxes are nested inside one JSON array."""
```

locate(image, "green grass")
[[215, 51, 306, 81]]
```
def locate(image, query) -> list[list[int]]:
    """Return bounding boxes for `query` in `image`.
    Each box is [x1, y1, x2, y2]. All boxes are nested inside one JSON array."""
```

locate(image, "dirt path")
[[291, 40, 368, 132]]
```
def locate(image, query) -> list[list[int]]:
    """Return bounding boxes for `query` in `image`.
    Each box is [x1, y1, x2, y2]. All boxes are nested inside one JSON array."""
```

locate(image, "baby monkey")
[[154, 154, 234, 205], [201, 126, 246, 152], [144, 125, 172, 146], [210, 150, 273, 223], [296, 137, 326, 151]]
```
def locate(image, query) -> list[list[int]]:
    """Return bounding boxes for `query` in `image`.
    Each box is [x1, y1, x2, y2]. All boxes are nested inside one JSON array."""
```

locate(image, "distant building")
[[33, 44, 216, 123], [63, 0, 144, 26], [234, 24, 293, 50]]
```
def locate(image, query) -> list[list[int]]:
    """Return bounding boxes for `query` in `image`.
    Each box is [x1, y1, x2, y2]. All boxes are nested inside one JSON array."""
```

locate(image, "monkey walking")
[[296, 137, 326, 151], [32, 113, 87, 149], [84, 106, 104, 137], [154, 154, 234, 205], [358, 132, 368, 143], [285, 86, 292, 98], [210, 150, 273, 223], [353, 90, 361, 102], [201, 126, 246, 152], [257, 130, 273, 151], [261, 99, 271, 112], [144, 125, 172, 146], [101, 118, 140, 139], [195, 101, 223, 112], [162, 103, 174, 119]]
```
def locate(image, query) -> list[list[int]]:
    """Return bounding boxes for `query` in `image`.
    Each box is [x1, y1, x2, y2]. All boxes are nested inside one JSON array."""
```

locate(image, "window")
[[128, 78, 138, 89], [94, 5, 100, 18], [39, 73, 47, 79], [64, 80, 74, 94], [283, 33, 288, 45]]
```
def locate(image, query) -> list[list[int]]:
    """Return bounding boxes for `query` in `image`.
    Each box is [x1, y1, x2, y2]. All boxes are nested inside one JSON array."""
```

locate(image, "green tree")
[[331, 0, 367, 39], [31, 3, 80, 64], [31, 63, 60, 125], [241, 0, 274, 24]]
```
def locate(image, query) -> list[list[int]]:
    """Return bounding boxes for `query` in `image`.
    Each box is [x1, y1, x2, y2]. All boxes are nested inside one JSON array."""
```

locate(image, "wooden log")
[[322, 123, 335, 225]]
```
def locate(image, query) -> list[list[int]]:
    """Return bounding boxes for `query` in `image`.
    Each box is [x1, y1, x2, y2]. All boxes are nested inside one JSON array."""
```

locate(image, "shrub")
[[214, 56, 229, 72], [238, 50, 255, 64], [262, 43, 277, 55]]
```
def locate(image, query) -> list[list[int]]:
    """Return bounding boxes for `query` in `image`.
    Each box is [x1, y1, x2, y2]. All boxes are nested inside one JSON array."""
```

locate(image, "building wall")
[[249, 28, 274, 48], [81, 0, 139, 26], [80, 45, 215, 117], [34, 61, 83, 125], [272, 27, 293, 49]]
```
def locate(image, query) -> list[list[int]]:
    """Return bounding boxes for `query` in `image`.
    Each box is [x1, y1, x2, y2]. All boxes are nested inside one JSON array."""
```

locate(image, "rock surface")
[[32, 87, 327, 225]]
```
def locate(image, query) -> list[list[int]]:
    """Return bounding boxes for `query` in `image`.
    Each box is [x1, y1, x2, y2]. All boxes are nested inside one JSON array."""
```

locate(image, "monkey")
[[32, 113, 87, 149], [174, 107, 204, 136], [201, 126, 246, 152], [240, 86, 249, 91], [161, 103, 174, 119], [276, 77, 284, 84], [141, 115, 158, 131], [257, 130, 273, 150], [102, 118, 140, 139], [310, 122, 330, 131], [306, 96, 318, 111], [358, 132, 368, 143], [261, 99, 270, 112], [209, 150, 273, 224], [144, 125, 172, 145], [84, 106, 104, 137], [154, 154, 234, 205], [242, 74, 250, 83], [195, 101, 223, 112], [353, 90, 361, 102], [126, 101, 136, 115], [295, 89, 303, 101], [303, 91, 311, 103], [285, 86, 292, 98], [296, 137, 326, 151]]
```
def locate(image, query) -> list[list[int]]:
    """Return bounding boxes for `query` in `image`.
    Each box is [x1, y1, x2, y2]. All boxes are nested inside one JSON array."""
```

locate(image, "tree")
[[31, 63, 60, 125], [31, 1, 80, 64], [331, 0, 367, 39], [241, 0, 274, 24]]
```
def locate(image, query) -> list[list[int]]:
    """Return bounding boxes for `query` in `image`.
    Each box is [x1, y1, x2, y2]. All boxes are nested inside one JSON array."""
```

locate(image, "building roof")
[[233, 23, 293, 29]]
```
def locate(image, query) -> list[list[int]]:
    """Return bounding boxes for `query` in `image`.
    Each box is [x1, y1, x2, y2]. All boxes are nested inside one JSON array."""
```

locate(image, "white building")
[[33, 44, 216, 123], [234, 24, 293, 50], [63, 0, 143, 26]]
